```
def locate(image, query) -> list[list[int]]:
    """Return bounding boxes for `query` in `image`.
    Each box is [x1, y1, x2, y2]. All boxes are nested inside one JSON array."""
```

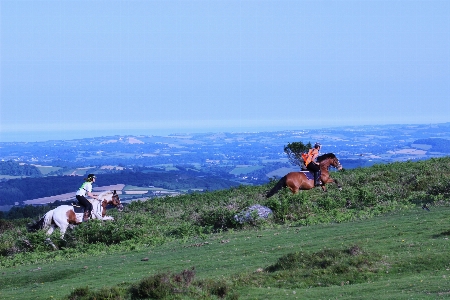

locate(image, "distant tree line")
[[0, 204, 53, 220], [413, 138, 450, 153], [0, 161, 42, 177]]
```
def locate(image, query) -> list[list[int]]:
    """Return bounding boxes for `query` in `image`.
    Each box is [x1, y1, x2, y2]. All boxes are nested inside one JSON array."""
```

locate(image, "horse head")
[[98, 190, 124, 211], [318, 153, 343, 170]]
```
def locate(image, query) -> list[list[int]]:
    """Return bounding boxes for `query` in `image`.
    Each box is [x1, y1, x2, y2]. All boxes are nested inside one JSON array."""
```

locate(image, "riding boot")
[[83, 210, 90, 222], [314, 172, 321, 186]]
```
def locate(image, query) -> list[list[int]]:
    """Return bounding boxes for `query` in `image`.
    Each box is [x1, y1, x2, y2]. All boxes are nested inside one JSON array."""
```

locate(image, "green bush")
[[265, 245, 383, 287], [130, 268, 196, 299], [196, 207, 238, 231]]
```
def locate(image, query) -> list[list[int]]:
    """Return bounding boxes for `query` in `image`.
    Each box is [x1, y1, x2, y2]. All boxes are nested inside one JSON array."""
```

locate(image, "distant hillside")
[[412, 138, 450, 153], [0, 169, 240, 205]]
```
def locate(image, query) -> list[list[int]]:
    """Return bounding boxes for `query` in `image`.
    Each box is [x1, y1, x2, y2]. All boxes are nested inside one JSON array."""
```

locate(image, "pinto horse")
[[27, 190, 123, 240], [266, 153, 343, 198]]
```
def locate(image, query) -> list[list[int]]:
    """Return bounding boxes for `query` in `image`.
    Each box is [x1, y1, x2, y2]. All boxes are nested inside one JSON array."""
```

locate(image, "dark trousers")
[[306, 162, 319, 173], [76, 195, 93, 214], [306, 163, 320, 185]]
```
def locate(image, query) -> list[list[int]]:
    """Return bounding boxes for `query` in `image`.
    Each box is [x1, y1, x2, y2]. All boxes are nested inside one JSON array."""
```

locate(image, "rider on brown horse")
[[304, 142, 322, 187]]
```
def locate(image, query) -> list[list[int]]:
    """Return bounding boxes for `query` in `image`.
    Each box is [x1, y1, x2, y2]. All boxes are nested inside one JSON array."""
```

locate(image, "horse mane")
[[97, 190, 113, 200], [317, 153, 336, 162]]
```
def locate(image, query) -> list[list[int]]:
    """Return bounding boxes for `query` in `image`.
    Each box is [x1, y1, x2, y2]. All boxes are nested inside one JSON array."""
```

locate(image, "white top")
[[76, 181, 92, 196]]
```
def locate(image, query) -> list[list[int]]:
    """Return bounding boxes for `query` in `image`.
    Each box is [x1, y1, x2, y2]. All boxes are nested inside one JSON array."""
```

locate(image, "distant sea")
[[0, 130, 171, 143], [0, 126, 408, 143], [0, 125, 313, 143]]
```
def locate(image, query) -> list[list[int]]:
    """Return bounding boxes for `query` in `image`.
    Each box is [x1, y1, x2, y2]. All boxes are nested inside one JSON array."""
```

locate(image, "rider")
[[305, 142, 322, 187], [76, 174, 99, 222]]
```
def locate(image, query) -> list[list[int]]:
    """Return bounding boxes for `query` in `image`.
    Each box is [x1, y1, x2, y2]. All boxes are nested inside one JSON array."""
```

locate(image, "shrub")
[[265, 245, 383, 286], [66, 286, 89, 300], [130, 272, 173, 299], [130, 268, 195, 299], [197, 207, 238, 232]]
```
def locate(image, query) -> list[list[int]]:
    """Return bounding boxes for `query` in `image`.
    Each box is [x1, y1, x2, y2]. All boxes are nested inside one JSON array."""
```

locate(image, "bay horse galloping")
[[266, 153, 343, 198], [27, 190, 123, 240]]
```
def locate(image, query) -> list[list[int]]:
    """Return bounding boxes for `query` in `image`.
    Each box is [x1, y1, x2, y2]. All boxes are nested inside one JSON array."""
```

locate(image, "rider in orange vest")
[[305, 143, 321, 187]]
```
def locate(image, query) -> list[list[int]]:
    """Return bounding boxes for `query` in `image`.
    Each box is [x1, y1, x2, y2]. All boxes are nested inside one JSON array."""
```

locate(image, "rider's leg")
[[313, 171, 321, 186], [85, 202, 93, 221], [307, 163, 321, 186], [77, 195, 92, 222], [83, 210, 90, 222]]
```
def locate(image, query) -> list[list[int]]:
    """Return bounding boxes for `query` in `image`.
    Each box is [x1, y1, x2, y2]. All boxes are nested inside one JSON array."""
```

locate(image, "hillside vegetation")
[[0, 157, 449, 299]]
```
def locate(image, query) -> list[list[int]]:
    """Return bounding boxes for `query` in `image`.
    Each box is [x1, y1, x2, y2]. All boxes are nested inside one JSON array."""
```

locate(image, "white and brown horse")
[[27, 190, 123, 239]]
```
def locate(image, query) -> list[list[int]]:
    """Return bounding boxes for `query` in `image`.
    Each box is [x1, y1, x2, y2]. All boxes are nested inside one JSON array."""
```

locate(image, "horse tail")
[[266, 176, 287, 198], [27, 216, 45, 232], [27, 210, 53, 232]]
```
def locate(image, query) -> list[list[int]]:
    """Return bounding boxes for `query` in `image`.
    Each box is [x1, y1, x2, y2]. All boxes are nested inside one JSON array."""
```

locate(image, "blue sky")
[[1, 0, 449, 142]]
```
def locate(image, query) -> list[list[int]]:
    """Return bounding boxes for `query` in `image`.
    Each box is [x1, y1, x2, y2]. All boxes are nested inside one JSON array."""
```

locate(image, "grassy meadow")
[[1, 157, 450, 299]]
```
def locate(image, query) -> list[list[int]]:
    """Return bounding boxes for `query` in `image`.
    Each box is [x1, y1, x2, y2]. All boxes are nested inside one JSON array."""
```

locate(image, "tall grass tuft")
[[264, 245, 383, 287]]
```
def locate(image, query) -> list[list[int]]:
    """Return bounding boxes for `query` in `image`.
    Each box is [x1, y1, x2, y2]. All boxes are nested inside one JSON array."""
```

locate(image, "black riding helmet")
[[87, 174, 96, 181]]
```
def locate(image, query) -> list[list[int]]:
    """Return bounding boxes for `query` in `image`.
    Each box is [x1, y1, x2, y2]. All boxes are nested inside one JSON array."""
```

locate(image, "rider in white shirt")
[[76, 174, 99, 222]]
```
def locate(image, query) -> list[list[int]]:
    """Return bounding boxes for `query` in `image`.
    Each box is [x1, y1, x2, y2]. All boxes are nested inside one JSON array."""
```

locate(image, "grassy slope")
[[1, 206, 449, 299], [1, 157, 450, 299]]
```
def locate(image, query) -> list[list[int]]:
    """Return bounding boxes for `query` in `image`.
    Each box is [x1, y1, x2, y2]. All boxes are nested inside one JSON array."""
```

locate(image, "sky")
[[1, 0, 449, 142]]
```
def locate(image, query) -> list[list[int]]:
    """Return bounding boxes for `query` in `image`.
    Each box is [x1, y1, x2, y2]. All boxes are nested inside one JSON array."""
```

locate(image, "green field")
[[34, 166, 61, 175], [0, 207, 449, 299], [229, 165, 264, 175]]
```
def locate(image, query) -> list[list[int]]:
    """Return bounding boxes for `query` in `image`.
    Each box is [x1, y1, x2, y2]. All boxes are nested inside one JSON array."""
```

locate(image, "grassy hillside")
[[0, 157, 449, 299]]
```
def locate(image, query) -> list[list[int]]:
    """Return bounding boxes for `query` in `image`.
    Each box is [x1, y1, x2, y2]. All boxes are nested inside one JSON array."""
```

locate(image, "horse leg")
[[325, 177, 342, 191], [52, 209, 72, 239], [288, 185, 299, 194], [67, 210, 80, 225], [44, 237, 58, 250], [46, 225, 56, 236], [52, 218, 68, 239], [286, 173, 309, 194], [334, 178, 342, 190], [321, 175, 342, 192]]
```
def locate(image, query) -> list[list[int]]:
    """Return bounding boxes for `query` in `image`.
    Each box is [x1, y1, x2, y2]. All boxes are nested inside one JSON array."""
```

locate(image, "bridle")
[[101, 192, 124, 211], [333, 158, 343, 170], [111, 193, 124, 211]]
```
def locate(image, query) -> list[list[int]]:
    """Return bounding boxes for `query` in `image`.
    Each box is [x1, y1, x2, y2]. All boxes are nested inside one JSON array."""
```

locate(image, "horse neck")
[[319, 159, 331, 170], [97, 192, 113, 204], [90, 198, 107, 218]]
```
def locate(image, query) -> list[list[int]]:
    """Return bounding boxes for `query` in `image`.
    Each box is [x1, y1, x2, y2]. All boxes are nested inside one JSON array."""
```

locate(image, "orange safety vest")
[[304, 148, 319, 166]]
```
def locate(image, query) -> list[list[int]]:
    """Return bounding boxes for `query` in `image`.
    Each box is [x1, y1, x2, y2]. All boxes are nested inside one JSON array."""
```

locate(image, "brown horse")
[[266, 153, 343, 197]]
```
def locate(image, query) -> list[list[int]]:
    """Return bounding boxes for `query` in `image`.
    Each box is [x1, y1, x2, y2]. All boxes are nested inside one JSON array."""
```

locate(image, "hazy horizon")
[[1, 121, 449, 143]]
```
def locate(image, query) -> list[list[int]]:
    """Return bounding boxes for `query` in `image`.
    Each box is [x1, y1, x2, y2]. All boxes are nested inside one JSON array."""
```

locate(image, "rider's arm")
[[312, 151, 319, 164], [87, 191, 98, 199]]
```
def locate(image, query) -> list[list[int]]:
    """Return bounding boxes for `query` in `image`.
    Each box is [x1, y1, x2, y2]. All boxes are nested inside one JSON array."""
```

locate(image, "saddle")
[[72, 203, 84, 213], [300, 170, 321, 181]]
